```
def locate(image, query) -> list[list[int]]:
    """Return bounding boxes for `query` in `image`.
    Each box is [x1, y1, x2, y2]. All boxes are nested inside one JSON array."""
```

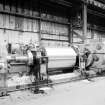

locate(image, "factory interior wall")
[[0, 0, 105, 48], [73, 28, 105, 44], [0, 1, 70, 50], [72, 14, 105, 44]]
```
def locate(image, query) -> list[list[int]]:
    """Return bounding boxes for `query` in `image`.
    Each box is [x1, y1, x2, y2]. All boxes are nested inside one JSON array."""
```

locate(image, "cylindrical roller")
[[7, 51, 33, 65], [7, 55, 28, 62], [15, 56, 28, 62], [45, 47, 77, 70]]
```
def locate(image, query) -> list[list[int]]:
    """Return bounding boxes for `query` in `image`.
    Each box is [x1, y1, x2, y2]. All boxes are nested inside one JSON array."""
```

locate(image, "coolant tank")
[[45, 47, 77, 70]]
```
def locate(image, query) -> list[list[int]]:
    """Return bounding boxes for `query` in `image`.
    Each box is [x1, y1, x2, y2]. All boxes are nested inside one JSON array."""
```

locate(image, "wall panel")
[[0, 2, 70, 47], [9, 15, 15, 29], [0, 14, 3, 28]]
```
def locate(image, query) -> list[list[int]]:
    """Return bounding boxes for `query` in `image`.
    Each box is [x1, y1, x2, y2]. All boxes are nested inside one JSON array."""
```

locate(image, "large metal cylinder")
[[45, 47, 77, 71]]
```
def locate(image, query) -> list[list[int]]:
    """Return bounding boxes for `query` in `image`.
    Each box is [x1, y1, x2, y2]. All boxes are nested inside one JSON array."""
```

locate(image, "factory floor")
[[1, 77, 105, 105]]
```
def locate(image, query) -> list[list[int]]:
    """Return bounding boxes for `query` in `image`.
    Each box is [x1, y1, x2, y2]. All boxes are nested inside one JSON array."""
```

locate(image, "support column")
[[82, 2, 87, 43], [70, 19, 73, 43], [38, 0, 41, 46]]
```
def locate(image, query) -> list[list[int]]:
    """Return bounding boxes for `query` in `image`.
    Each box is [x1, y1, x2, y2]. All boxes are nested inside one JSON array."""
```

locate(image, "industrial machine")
[[0, 41, 105, 96], [0, 43, 49, 95], [81, 41, 105, 72], [0, 42, 78, 96]]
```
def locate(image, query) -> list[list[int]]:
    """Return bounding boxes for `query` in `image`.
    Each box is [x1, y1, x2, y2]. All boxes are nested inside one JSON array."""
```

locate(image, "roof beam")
[[49, 0, 72, 7], [96, 0, 105, 4], [88, 8, 105, 18], [82, 0, 105, 10]]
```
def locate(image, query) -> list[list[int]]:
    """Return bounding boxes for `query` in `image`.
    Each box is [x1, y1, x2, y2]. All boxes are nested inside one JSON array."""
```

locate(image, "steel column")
[[82, 2, 87, 43]]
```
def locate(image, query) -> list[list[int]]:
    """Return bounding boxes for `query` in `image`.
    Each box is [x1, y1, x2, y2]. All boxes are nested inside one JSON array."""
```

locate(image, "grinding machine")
[[0, 43, 78, 95], [0, 41, 105, 96]]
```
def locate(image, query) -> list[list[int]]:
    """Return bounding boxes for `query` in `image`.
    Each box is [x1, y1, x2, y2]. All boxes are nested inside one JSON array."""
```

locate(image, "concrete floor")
[[0, 77, 105, 105]]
